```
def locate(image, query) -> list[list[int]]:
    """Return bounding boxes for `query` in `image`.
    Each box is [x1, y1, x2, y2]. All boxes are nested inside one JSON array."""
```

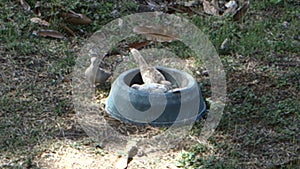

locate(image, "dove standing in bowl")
[[129, 48, 172, 92]]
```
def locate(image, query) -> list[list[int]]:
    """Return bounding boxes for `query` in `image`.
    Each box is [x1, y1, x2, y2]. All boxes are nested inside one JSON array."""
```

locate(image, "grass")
[[1, 0, 299, 168]]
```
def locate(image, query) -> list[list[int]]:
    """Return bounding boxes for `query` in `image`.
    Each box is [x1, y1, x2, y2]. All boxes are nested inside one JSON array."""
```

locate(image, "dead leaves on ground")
[[62, 10, 92, 25], [127, 41, 151, 50], [33, 30, 65, 39], [167, 0, 250, 21], [18, 0, 92, 39], [200, 0, 250, 21], [18, 0, 250, 40]]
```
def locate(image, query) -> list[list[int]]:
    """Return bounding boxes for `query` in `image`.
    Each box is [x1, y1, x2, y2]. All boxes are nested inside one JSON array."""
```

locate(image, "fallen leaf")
[[144, 34, 178, 42], [233, 1, 250, 21], [33, 30, 64, 39], [127, 41, 150, 50], [60, 24, 76, 36], [133, 25, 179, 42], [62, 10, 92, 25], [30, 17, 50, 26], [202, 0, 219, 16], [19, 0, 31, 11]]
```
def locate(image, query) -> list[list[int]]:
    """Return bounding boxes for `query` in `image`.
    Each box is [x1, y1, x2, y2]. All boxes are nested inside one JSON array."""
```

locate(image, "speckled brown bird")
[[130, 48, 171, 84], [85, 57, 111, 86], [129, 48, 172, 92]]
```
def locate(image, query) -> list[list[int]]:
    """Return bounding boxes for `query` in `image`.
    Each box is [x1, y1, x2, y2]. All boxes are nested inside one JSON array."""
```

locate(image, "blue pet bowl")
[[105, 66, 206, 127]]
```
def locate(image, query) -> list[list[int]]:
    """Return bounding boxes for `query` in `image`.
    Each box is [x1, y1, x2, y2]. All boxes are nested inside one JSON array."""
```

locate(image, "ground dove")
[[129, 48, 172, 93], [85, 57, 111, 85]]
